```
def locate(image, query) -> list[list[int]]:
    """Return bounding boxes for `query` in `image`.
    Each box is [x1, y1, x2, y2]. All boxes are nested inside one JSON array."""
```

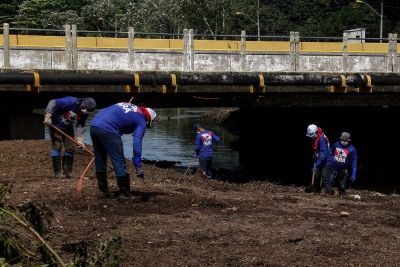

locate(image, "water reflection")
[[45, 108, 241, 171]]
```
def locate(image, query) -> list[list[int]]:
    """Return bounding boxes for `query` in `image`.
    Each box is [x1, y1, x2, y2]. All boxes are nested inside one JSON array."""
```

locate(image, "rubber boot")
[[63, 156, 74, 179], [96, 172, 114, 198], [51, 157, 63, 178], [116, 174, 131, 199]]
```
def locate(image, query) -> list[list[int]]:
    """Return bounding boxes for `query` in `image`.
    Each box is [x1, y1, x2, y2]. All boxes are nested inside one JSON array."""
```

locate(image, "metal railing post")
[[3, 23, 10, 68]]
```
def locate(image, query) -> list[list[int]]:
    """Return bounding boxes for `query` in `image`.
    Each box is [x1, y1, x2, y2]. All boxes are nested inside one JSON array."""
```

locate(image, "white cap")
[[306, 124, 318, 138], [145, 107, 157, 128]]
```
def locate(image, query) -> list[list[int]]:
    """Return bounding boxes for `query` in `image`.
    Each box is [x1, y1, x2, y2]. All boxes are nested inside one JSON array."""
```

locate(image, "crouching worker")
[[43, 96, 96, 178], [90, 102, 157, 198]]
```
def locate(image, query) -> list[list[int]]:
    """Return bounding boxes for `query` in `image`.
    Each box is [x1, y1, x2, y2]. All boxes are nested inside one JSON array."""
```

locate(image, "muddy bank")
[[1, 140, 400, 266]]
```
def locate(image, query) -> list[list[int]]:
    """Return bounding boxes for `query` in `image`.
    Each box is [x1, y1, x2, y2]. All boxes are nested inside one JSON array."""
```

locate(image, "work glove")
[[350, 176, 356, 183], [136, 167, 144, 180], [311, 166, 318, 173], [43, 112, 52, 126], [75, 137, 85, 148], [75, 127, 84, 148]]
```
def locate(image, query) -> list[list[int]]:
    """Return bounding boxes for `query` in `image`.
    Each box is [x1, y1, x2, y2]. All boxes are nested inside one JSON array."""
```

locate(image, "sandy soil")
[[1, 140, 400, 266]]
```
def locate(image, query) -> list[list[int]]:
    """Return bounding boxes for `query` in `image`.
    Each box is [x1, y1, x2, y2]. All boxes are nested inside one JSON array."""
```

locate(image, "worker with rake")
[[90, 102, 157, 199], [43, 96, 97, 178]]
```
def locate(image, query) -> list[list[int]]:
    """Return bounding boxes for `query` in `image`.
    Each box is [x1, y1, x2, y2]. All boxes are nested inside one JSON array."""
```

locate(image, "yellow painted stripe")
[[0, 34, 396, 53], [246, 41, 289, 52]]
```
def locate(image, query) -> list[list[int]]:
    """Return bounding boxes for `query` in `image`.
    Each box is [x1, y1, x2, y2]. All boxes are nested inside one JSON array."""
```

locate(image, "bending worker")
[[43, 96, 97, 178], [90, 102, 157, 198]]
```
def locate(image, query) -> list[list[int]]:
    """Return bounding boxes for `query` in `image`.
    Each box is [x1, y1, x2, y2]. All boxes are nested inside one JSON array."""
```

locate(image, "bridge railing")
[[0, 24, 399, 72]]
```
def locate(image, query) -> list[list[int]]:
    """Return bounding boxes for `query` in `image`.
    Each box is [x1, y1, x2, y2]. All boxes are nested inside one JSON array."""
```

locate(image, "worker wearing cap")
[[331, 132, 358, 196], [306, 124, 335, 195], [193, 123, 221, 180], [90, 102, 157, 198], [43, 96, 97, 179]]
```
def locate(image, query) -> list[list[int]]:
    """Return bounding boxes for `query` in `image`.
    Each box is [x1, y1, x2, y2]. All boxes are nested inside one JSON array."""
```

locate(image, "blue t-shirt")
[[314, 134, 335, 168], [195, 130, 221, 159], [91, 103, 147, 168], [331, 141, 358, 178], [51, 96, 88, 131]]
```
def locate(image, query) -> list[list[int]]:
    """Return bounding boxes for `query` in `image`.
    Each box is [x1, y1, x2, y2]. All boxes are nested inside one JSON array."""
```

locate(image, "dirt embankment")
[[1, 140, 400, 266]]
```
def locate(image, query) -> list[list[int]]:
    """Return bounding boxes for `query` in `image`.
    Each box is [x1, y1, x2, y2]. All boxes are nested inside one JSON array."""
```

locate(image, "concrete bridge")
[[1, 25, 400, 188], [1, 24, 399, 73], [1, 23, 400, 109]]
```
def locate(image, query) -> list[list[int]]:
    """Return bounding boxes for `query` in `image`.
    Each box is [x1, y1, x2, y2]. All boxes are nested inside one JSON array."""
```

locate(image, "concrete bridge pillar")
[[183, 29, 194, 71], [128, 27, 135, 70], [342, 32, 348, 72], [72, 25, 78, 69], [183, 29, 189, 71], [387, 33, 398, 73], [64, 24, 72, 69], [290, 31, 299, 71], [240, 31, 246, 72], [3, 23, 10, 68], [189, 29, 194, 71]]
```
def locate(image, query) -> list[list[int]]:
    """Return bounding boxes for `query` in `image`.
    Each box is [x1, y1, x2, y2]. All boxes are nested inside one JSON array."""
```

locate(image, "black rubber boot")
[[51, 157, 62, 178], [116, 174, 131, 199], [63, 156, 74, 179], [96, 172, 114, 198]]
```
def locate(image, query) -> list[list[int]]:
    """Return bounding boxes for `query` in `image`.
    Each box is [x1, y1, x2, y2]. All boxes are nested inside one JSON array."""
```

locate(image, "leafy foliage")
[[0, 183, 122, 267], [0, 1, 399, 39]]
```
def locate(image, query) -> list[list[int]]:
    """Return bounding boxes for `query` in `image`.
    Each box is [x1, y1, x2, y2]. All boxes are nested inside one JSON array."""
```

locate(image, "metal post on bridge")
[[3, 23, 10, 68], [128, 27, 135, 70], [240, 30, 246, 72]]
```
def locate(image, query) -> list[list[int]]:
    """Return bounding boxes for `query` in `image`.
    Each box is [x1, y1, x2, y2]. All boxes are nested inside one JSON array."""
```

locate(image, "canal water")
[[45, 107, 241, 171]]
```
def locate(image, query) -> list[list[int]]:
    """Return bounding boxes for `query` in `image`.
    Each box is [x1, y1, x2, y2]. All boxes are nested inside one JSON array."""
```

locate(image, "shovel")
[[305, 171, 316, 193]]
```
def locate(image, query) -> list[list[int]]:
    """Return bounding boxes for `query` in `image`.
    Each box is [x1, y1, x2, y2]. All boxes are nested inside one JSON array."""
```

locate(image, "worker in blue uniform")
[[194, 123, 221, 180], [43, 96, 96, 178], [90, 102, 157, 198], [331, 132, 358, 196]]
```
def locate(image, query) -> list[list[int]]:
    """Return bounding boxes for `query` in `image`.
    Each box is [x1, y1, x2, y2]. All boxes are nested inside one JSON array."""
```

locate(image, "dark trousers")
[[334, 169, 348, 195], [199, 156, 213, 179], [312, 164, 336, 194], [90, 126, 127, 177]]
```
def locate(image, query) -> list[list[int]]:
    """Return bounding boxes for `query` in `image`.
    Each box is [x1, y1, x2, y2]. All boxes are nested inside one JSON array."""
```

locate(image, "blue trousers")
[[90, 126, 127, 177], [199, 156, 213, 179]]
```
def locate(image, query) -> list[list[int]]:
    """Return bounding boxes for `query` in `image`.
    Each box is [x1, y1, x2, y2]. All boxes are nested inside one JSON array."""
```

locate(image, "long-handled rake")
[[183, 157, 197, 176]]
